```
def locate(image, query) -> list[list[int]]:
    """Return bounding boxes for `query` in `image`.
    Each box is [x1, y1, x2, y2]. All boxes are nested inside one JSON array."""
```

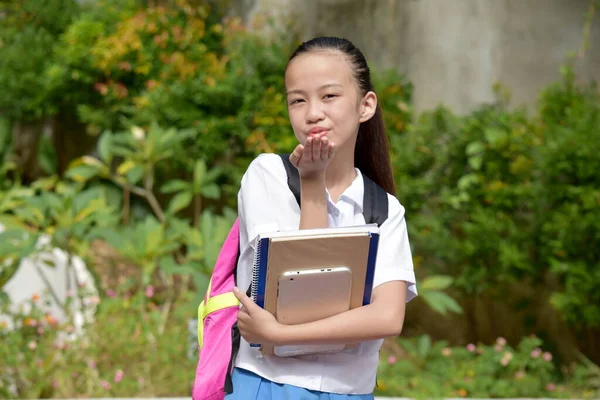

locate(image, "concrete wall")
[[231, 0, 600, 114]]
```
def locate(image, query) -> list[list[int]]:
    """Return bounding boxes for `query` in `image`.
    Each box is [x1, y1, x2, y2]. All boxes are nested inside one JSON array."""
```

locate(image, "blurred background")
[[0, 0, 599, 398]]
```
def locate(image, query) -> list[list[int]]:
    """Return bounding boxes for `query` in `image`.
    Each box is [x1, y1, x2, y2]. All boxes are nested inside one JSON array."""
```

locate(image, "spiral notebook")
[[250, 224, 380, 356]]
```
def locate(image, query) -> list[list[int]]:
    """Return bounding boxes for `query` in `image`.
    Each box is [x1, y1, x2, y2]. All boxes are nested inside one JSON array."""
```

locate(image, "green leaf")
[[98, 132, 112, 163], [466, 141, 485, 156], [38, 134, 58, 175], [421, 275, 454, 290], [145, 218, 165, 253], [193, 271, 210, 295], [468, 155, 483, 171], [160, 179, 190, 194], [417, 334, 432, 357], [167, 191, 193, 214], [158, 256, 179, 275], [65, 165, 101, 183], [193, 160, 207, 193], [421, 291, 463, 315], [484, 128, 508, 148], [201, 183, 220, 200], [127, 165, 144, 184]]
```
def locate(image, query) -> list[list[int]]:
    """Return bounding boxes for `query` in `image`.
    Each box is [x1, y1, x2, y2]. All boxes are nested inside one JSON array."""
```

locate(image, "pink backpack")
[[192, 218, 242, 400], [192, 154, 389, 399]]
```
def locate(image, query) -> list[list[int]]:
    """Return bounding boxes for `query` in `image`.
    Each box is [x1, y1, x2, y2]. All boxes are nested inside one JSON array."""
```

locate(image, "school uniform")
[[228, 153, 418, 399]]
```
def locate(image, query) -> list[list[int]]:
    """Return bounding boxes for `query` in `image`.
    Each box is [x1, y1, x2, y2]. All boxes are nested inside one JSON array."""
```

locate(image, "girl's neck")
[[325, 144, 356, 202]]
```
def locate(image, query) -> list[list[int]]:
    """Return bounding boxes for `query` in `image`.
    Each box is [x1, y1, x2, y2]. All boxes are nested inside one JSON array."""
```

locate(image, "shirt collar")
[[335, 168, 364, 211]]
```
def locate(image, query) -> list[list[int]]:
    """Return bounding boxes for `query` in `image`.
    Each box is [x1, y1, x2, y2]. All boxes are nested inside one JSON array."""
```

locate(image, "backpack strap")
[[278, 153, 301, 207], [361, 173, 389, 227], [277, 153, 388, 226]]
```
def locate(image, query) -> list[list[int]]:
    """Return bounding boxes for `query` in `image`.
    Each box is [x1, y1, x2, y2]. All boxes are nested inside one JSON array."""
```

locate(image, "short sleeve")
[[372, 195, 418, 302], [237, 154, 298, 248]]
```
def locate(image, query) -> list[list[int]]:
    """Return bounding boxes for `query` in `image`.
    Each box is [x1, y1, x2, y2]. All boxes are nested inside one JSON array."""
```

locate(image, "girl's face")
[[285, 51, 376, 152]]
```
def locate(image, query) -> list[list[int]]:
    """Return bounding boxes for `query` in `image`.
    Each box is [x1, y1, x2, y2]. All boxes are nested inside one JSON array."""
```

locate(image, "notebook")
[[250, 224, 381, 356]]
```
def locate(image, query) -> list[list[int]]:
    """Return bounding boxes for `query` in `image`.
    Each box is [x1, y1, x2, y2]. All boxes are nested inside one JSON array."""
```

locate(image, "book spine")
[[250, 237, 262, 303], [362, 233, 380, 306], [250, 237, 269, 348]]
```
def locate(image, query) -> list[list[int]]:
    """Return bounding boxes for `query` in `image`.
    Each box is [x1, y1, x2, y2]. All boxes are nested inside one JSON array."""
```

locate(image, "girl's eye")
[[289, 99, 304, 105], [324, 94, 338, 100]]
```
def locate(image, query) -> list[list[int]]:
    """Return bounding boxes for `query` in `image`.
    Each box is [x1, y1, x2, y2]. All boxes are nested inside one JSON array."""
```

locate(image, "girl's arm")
[[234, 280, 407, 345], [299, 173, 328, 229], [233, 197, 416, 346], [290, 135, 334, 230], [274, 280, 407, 345]]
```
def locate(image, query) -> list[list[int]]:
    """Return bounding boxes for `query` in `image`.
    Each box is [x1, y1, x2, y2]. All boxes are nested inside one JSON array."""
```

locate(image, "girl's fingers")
[[328, 141, 336, 159], [320, 137, 329, 160], [290, 145, 303, 167], [312, 136, 321, 162]]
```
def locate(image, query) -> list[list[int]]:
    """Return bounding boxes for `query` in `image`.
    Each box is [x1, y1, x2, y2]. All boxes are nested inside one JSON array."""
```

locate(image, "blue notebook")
[[249, 225, 381, 354]]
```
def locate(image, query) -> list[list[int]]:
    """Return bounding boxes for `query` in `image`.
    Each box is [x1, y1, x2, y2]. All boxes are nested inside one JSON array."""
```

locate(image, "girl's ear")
[[359, 91, 378, 123]]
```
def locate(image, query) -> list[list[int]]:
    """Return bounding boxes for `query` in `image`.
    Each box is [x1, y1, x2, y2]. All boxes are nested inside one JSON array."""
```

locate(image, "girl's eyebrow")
[[286, 83, 343, 95]]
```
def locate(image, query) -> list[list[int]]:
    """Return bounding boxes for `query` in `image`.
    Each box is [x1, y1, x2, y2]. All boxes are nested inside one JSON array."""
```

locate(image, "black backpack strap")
[[361, 173, 389, 227], [278, 153, 301, 207]]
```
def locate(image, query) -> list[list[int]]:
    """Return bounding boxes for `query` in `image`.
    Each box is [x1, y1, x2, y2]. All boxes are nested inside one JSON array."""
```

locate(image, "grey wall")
[[231, 0, 600, 114]]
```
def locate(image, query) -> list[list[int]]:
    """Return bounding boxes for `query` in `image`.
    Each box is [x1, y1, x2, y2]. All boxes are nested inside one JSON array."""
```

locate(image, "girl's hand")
[[233, 287, 283, 346], [289, 134, 335, 178]]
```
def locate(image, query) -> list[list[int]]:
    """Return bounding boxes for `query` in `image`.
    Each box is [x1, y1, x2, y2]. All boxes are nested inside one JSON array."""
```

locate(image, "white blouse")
[[234, 153, 418, 395]]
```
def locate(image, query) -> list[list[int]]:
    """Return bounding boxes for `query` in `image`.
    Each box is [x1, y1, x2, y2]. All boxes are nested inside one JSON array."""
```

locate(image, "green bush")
[[535, 68, 600, 327], [0, 0, 81, 121], [0, 289, 197, 398], [392, 68, 600, 334], [376, 334, 599, 399]]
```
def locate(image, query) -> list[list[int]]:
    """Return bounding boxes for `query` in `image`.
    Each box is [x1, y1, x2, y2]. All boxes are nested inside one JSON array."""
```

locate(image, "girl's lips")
[[308, 127, 329, 137]]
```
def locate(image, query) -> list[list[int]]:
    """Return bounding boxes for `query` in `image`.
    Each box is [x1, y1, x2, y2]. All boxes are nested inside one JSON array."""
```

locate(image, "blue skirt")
[[225, 368, 374, 400]]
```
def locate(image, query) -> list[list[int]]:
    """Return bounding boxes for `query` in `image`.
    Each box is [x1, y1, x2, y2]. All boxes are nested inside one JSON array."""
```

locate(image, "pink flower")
[[543, 352, 553, 362], [387, 355, 397, 365], [53, 339, 65, 350], [88, 360, 97, 369], [66, 289, 74, 298], [106, 289, 116, 298], [466, 343, 476, 352], [100, 380, 111, 390], [515, 370, 526, 379], [52, 380, 59, 388], [145, 285, 155, 298], [442, 348, 452, 356], [531, 348, 542, 358], [28, 341, 37, 350], [72, 372, 78, 378], [496, 337, 507, 346], [546, 383, 556, 391], [35, 358, 42, 368], [114, 369, 124, 383], [494, 343, 503, 352], [37, 327, 45, 335], [500, 352, 513, 366]]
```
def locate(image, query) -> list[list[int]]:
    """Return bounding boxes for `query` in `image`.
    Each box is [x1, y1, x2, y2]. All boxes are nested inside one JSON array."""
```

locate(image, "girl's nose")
[[306, 102, 325, 123]]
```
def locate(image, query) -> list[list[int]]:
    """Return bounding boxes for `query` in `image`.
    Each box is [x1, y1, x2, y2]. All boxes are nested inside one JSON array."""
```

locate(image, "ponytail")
[[355, 105, 395, 195]]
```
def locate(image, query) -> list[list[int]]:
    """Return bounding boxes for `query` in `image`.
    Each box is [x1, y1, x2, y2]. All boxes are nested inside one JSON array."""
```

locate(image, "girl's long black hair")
[[287, 36, 395, 195]]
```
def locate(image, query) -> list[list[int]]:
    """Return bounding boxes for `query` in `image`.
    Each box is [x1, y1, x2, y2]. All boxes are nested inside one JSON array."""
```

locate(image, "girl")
[[229, 36, 418, 399]]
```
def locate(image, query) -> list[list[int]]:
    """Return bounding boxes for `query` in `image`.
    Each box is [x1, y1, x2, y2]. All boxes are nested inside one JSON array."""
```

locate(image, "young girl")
[[229, 36, 418, 399]]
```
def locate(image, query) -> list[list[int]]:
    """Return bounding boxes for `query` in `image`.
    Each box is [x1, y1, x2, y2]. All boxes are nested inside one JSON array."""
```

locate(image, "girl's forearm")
[[299, 172, 328, 229], [274, 301, 404, 346]]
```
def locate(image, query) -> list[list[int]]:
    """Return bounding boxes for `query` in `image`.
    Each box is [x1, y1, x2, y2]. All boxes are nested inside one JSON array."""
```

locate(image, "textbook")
[[250, 224, 381, 356]]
